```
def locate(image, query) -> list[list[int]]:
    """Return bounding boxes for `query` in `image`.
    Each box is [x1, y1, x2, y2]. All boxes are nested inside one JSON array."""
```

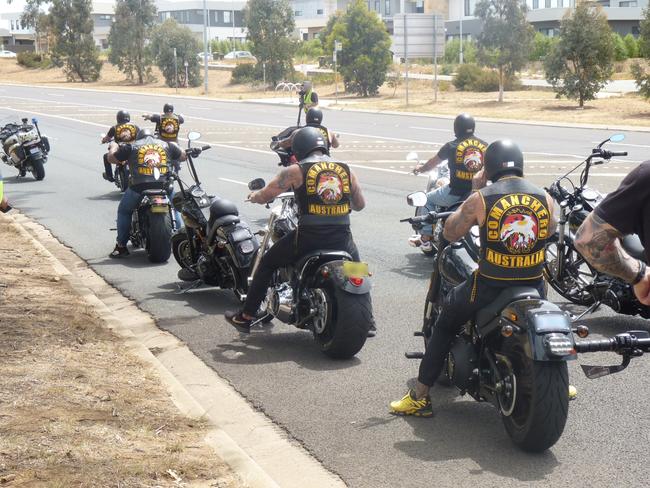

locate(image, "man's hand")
[[413, 164, 424, 175], [101, 135, 110, 144], [472, 169, 487, 190], [248, 191, 262, 204], [633, 270, 650, 305], [142, 114, 151, 120]]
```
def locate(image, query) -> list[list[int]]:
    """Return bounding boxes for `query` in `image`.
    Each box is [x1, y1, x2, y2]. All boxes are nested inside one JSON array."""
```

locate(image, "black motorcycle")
[[270, 126, 299, 167], [171, 132, 259, 300], [0, 117, 50, 180], [246, 178, 373, 359], [543, 134, 649, 319], [100, 134, 129, 192]]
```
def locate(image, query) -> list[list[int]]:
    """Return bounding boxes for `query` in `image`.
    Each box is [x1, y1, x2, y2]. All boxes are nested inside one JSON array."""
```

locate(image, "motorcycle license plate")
[[151, 205, 169, 213], [343, 261, 369, 277], [29, 148, 40, 154]]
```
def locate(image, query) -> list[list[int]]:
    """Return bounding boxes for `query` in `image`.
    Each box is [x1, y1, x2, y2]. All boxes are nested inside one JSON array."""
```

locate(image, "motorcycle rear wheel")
[[500, 340, 569, 452], [146, 212, 172, 263], [312, 287, 372, 359], [31, 158, 45, 181]]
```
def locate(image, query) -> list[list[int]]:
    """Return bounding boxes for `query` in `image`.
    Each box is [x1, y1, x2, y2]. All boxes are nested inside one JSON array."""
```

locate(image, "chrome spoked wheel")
[[311, 288, 329, 334]]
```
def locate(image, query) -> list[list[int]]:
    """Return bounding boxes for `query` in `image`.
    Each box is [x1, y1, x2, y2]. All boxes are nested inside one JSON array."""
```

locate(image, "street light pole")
[[459, 0, 464, 64], [232, 0, 236, 43], [203, 0, 209, 94], [173, 47, 178, 94]]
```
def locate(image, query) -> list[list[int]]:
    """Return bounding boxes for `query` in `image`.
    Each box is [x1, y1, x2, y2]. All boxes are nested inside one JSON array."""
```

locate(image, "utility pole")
[[232, 0, 236, 43], [203, 0, 209, 94], [459, 3, 464, 64], [173, 48, 178, 93], [433, 15, 438, 103], [404, 14, 409, 107], [334, 40, 342, 105]]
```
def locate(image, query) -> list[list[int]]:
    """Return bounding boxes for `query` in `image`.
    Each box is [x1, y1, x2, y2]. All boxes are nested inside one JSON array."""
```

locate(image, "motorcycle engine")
[[268, 284, 293, 322], [196, 254, 221, 286], [447, 335, 478, 392]]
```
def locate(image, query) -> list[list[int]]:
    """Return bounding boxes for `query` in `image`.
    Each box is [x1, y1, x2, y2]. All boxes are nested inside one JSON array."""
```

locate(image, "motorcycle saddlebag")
[[222, 223, 259, 268]]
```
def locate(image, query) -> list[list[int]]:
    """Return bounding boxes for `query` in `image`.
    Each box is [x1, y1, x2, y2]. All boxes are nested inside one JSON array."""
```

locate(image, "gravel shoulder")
[[0, 213, 242, 487]]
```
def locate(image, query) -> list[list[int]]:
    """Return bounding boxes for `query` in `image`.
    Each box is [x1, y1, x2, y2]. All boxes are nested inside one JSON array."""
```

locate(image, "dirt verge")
[[0, 214, 242, 487]]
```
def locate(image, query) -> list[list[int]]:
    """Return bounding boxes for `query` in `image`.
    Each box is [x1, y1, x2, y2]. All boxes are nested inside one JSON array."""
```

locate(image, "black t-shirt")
[[595, 160, 650, 262]]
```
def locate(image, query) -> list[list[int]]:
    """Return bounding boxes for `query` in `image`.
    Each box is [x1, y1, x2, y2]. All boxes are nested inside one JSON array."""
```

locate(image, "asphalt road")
[[2, 84, 650, 488]]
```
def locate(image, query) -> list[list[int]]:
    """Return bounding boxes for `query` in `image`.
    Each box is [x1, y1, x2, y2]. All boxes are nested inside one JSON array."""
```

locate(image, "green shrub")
[[17, 52, 45, 69], [231, 63, 256, 84], [612, 33, 628, 61], [311, 72, 335, 84], [452, 63, 482, 90], [440, 64, 453, 76], [624, 33, 639, 58], [296, 39, 324, 61], [444, 39, 477, 64]]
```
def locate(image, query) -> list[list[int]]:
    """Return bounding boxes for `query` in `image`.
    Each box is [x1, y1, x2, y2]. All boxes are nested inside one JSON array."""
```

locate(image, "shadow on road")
[[148, 281, 240, 315], [389, 251, 433, 280], [208, 331, 364, 371], [86, 191, 123, 202]]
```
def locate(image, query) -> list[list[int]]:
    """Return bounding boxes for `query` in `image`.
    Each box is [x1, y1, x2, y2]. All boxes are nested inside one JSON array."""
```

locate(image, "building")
[[0, 3, 36, 53], [444, 0, 645, 41], [92, 1, 116, 49], [156, 0, 247, 42]]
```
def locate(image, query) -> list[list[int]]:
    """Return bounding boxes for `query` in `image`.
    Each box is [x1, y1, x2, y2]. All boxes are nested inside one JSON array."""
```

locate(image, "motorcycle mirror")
[[153, 167, 161, 181], [188, 131, 201, 141], [21, 118, 28, 124], [609, 133, 625, 143], [406, 191, 428, 207], [31, 117, 38, 125], [248, 178, 265, 191], [405, 151, 419, 162]]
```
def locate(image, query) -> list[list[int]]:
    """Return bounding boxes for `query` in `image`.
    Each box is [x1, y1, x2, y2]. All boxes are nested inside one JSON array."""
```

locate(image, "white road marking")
[[591, 140, 650, 148], [410, 126, 453, 132], [219, 177, 248, 186], [46, 93, 64, 97], [189, 105, 210, 110]]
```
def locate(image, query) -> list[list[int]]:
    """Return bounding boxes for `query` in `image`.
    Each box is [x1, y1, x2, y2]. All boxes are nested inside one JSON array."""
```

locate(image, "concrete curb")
[[6, 212, 347, 488], [2, 81, 650, 133]]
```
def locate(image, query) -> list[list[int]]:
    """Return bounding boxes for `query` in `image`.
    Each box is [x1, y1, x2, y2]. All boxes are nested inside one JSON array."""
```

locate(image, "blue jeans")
[[420, 185, 465, 236], [115, 187, 180, 246]]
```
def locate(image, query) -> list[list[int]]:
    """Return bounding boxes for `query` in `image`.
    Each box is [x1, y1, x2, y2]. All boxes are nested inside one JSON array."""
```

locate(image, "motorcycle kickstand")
[[571, 300, 602, 322], [175, 279, 203, 294]]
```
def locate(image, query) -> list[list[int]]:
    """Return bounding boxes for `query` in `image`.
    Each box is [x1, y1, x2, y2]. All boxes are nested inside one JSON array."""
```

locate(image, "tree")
[[48, 0, 102, 81], [108, 0, 157, 84], [612, 33, 628, 61], [544, 4, 614, 108], [149, 19, 202, 88], [320, 11, 343, 51], [474, 0, 534, 102], [529, 32, 555, 62], [623, 33, 639, 58], [243, 0, 295, 85], [324, 0, 391, 97], [443, 38, 477, 64], [632, 8, 650, 99]]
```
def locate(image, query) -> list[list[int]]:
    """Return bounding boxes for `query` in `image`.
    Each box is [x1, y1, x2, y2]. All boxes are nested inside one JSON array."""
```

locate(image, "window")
[[317, 8, 323, 14], [416, 0, 424, 13], [385, 0, 391, 15], [533, 0, 539, 8], [10, 20, 14, 30], [545, 0, 550, 7], [223, 10, 231, 23], [463, 0, 470, 16], [619, 1, 637, 6], [294, 10, 302, 16], [303, 33, 309, 40]]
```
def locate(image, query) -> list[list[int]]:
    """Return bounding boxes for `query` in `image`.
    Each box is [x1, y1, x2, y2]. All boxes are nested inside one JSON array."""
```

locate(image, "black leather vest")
[[307, 124, 331, 150], [478, 177, 551, 282], [449, 136, 488, 196], [158, 114, 180, 141], [296, 155, 351, 226], [113, 123, 138, 143], [127, 137, 170, 187]]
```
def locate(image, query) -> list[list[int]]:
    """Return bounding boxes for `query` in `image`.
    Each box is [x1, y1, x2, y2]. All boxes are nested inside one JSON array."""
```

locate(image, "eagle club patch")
[[116, 123, 137, 142], [160, 116, 179, 138], [305, 162, 351, 217], [454, 138, 487, 181], [136, 144, 168, 175]]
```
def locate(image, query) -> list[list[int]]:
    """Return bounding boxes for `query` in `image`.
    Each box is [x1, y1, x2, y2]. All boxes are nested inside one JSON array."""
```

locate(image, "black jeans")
[[103, 153, 113, 179], [242, 226, 359, 316], [418, 273, 545, 387]]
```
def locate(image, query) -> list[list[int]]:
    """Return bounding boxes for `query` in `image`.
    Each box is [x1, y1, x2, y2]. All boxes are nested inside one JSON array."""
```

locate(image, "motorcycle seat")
[[295, 250, 353, 272], [622, 235, 646, 262], [475, 286, 541, 329], [142, 189, 166, 196], [211, 214, 240, 229]]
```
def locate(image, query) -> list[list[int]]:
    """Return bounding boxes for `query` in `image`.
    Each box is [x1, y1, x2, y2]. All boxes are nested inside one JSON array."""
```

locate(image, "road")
[[2, 84, 650, 488]]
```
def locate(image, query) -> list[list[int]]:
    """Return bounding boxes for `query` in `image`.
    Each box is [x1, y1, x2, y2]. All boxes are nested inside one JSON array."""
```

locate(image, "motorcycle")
[[246, 177, 373, 359], [401, 192, 650, 452], [406, 151, 450, 257], [171, 132, 259, 300], [100, 134, 129, 192], [0, 117, 50, 180], [270, 126, 299, 167], [543, 134, 649, 319]]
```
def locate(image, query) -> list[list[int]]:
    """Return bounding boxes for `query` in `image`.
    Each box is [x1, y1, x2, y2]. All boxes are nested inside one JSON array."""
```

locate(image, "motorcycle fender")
[[313, 261, 372, 295], [498, 300, 576, 361]]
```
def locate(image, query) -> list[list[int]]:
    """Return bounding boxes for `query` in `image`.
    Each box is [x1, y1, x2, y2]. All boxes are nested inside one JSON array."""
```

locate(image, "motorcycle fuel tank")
[[440, 244, 477, 287]]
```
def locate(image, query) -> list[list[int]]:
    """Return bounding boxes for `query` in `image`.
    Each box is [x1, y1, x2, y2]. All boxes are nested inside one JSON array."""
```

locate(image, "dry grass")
[[0, 220, 241, 487], [2, 58, 650, 127]]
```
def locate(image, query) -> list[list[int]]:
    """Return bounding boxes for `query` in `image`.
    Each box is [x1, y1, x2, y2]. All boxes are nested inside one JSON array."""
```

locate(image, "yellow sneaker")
[[568, 385, 578, 401], [389, 389, 433, 417]]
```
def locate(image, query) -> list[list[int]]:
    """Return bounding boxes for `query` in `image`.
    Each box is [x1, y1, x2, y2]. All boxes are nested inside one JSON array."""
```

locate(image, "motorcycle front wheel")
[[544, 238, 596, 306], [500, 339, 569, 452], [30, 157, 45, 181], [312, 287, 372, 359], [116, 165, 128, 192]]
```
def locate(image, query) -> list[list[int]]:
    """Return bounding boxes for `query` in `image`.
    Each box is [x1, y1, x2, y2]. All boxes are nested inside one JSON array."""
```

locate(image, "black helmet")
[[116, 110, 130, 124], [453, 113, 475, 138], [163, 103, 174, 114], [136, 128, 154, 140], [306, 107, 323, 125], [291, 126, 328, 160], [484, 139, 524, 181]]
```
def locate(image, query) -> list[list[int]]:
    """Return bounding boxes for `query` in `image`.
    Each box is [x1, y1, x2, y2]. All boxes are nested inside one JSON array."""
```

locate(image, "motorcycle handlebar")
[[610, 151, 628, 157], [400, 210, 454, 224], [201, 144, 211, 151], [575, 332, 650, 354]]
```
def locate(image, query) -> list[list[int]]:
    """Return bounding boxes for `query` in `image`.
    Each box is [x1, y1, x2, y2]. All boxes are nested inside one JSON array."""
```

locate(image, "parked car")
[[0, 50, 17, 58], [223, 50, 256, 63], [196, 52, 214, 62]]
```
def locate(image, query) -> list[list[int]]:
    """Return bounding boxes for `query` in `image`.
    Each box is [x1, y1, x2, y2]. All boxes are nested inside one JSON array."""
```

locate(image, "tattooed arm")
[[574, 212, 642, 284], [249, 165, 302, 204], [443, 192, 484, 242], [349, 171, 365, 211]]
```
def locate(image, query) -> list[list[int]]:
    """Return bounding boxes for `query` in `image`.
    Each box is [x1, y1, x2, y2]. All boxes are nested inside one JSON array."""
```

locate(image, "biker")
[[299, 81, 319, 114], [409, 113, 487, 253], [101, 110, 139, 183], [0, 166, 11, 213], [390, 140, 557, 416], [575, 161, 650, 305], [277, 107, 339, 153], [143, 103, 184, 143], [225, 126, 368, 334], [106, 128, 192, 258]]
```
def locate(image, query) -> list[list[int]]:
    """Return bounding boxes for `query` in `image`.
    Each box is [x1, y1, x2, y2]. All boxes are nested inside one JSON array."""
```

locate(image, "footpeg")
[[405, 351, 424, 359], [413, 331, 424, 337]]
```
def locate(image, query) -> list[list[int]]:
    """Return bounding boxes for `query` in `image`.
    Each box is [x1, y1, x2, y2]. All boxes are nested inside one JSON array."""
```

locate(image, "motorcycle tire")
[[171, 228, 192, 268], [116, 165, 128, 192], [500, 339, 569, 452], [31, 158, 45, 181], [544, 238, 596, 306], [146, 212, 172, 263], [313, 287, 372, 359]]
